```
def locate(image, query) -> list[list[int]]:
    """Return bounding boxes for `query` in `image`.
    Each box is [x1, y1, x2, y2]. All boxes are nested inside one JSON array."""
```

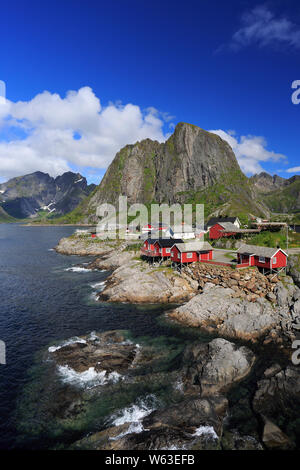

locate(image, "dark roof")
[[145, 238, 159, 244], [155, 238, 183, 247], [207, 217, 239, 227]]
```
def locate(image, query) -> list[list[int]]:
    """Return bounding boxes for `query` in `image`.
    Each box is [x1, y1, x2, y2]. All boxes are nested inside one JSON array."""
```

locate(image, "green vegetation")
[[124, 242, 143, 252], [247, 228, 299, 249], [0, 207, 16, 223], [178, 168, 264, 220]]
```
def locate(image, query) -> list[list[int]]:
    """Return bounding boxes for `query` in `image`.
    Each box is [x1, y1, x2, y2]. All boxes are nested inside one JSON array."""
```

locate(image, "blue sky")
[[0, 0, 299, 184]]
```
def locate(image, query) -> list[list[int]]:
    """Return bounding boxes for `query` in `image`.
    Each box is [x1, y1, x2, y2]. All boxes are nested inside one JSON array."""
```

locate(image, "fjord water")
[[0, 224, 207, 449]]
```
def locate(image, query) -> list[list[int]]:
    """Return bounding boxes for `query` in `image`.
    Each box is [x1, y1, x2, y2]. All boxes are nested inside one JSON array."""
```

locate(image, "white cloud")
[[209, 129, 286, 175], [0, 87, 170, 181], [286, 166, 300, 173], [225, 5, 300, 51]]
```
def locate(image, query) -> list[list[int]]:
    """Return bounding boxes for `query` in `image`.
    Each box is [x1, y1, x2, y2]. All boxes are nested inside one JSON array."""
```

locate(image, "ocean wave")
[[110, 394, 159, 439], [57, 365, 122, 389], [48, 337, 87, 353], [192, 425, 218, 439], [65, 266, 93, 273], [90, 281, 106, 290]]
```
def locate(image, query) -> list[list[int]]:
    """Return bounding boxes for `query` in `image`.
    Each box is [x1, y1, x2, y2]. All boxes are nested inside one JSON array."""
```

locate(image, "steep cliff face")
[[84, 122, 266, 221], [0, 171, 96, 219]]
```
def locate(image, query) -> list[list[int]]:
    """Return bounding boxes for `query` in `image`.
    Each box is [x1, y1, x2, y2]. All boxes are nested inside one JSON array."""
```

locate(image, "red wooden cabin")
[[140, 238, 159, 257], [236, 244, 288, 270], [170, 242, 213, 264], [153, 239, 183, 258], [209, 222, 237, 240]]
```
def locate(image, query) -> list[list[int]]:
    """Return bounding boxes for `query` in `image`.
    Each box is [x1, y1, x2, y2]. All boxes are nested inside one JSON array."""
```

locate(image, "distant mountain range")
[[251, 172, 300, 214], [0, 171, 96, 220], [1, 123, 299, 224]]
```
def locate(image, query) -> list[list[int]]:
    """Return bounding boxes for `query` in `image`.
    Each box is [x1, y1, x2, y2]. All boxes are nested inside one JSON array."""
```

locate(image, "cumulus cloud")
[[222, 5, 300, 51], [0, 87, 170, 181], [209, 129, 286, 175], [286, 166, 300, 173]]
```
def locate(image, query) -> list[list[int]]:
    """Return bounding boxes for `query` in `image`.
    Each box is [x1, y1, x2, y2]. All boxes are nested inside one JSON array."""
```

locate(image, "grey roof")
[[174, 241, 213, 253], [219, 222, 239, 231], [237, 244, 287, 258]]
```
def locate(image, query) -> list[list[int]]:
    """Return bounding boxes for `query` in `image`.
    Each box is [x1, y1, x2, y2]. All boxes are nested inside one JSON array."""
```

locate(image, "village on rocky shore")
[[51, 230, 300, 450]]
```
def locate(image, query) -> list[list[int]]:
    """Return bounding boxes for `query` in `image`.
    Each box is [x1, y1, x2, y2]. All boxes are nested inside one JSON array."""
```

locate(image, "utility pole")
[[286, 223, 289, 254]]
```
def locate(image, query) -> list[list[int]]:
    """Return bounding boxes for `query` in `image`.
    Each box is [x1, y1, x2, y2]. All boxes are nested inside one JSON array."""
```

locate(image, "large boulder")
[[262, 417, 293, 450], [181, 338, 255, 397], [142, 396, 228, 436]]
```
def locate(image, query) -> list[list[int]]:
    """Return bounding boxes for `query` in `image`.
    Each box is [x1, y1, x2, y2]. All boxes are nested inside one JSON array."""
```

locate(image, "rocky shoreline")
[[51, 235, 300, 450], [55, 235, 300, 346]]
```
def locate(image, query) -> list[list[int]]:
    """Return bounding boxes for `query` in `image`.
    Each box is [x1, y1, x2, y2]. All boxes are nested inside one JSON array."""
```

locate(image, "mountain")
[[0, 171, 96, 219], [251, 172, 300, 214], [73, 122, 267, 223], [0, 206, 15, 222]]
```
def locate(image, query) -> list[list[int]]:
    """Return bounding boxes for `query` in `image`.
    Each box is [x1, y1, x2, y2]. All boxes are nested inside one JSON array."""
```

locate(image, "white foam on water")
[[110, 394, 159, 439], [90, 291, 99, 301], [90, 281, 106, 290], [65, 266, 93, 273], [174, 378, 184, 393], [48, 337, 87, 353], [161, 445, 186, 450], [192, 425, 218, 439], [57, 365, 121, 389], [48, 248, 54, 251], [88, 331, 99, 342]]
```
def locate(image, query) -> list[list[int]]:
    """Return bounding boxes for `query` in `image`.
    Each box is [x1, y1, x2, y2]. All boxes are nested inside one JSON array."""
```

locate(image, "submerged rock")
[[221, 431, 263, 450], [49, 330, 137, 374]]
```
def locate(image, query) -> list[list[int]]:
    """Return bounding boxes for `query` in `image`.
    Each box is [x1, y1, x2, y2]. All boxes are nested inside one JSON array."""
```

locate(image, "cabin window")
[[187, 253, 193, 259], [166, 248, 170, 253], [273, 257, 277, 265], [159, 248, 162, 253], [259, 256, 265, 263]]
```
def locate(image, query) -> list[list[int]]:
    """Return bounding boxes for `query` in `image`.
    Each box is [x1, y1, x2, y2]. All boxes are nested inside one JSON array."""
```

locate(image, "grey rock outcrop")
[[99, 261, 196, 303], [169, 286, 278, 341], [181, 338, 255, 396]]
